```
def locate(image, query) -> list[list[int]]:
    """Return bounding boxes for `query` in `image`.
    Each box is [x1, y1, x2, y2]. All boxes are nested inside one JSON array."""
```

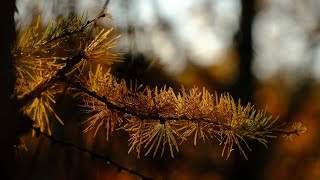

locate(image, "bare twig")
[[31, 127, 153, 180], [45, 14, 107, 45]]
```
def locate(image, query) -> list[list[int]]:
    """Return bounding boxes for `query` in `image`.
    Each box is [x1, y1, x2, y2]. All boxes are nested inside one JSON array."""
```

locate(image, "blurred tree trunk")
[[228, 0, 265, 179], [228, 0, 255, 104], [0, 0, 17, 179]]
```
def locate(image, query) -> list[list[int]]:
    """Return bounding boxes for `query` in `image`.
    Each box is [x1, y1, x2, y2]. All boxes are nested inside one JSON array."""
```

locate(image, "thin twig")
[[45, 13, 106, 45], [103, 0, 111, 10], [270, 130, 299, 136], [31, 127, 153, 180]]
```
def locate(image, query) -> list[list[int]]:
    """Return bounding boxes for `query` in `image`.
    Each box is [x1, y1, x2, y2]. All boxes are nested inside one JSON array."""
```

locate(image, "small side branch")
[[18, 54, 83, 109], [45, 13, 107, 45], [270, 130, 299, 136]]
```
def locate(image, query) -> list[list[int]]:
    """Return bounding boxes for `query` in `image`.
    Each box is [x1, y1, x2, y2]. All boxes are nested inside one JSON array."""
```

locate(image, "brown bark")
[[0, 0, 17, 179]]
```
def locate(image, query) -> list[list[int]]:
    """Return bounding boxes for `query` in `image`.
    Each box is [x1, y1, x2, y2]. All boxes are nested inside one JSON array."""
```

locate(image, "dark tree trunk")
[[227, 0, 265, 179], [228, 0, 255, 104], [0, 0, 17, 179]]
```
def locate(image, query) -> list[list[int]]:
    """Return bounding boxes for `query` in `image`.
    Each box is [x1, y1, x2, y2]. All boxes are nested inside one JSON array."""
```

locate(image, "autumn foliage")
[[13, 12, 306, 162]]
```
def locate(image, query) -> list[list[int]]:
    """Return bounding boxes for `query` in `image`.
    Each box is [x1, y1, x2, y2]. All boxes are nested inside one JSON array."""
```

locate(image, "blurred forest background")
[[12, 0, 320, 179]]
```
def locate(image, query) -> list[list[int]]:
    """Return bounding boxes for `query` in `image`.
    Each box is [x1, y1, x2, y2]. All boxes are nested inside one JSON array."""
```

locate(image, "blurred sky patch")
[[15, 0, 320, 81]]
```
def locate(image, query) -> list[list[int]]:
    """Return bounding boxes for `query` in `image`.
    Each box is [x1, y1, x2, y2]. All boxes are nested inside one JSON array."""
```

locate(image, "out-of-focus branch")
[[31, 127, 153, 180]]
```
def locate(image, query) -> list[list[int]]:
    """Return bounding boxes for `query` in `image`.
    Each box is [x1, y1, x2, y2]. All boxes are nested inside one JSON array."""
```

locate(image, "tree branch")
[[61, 76, 226, 127], [18, 54, 83, 109]]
